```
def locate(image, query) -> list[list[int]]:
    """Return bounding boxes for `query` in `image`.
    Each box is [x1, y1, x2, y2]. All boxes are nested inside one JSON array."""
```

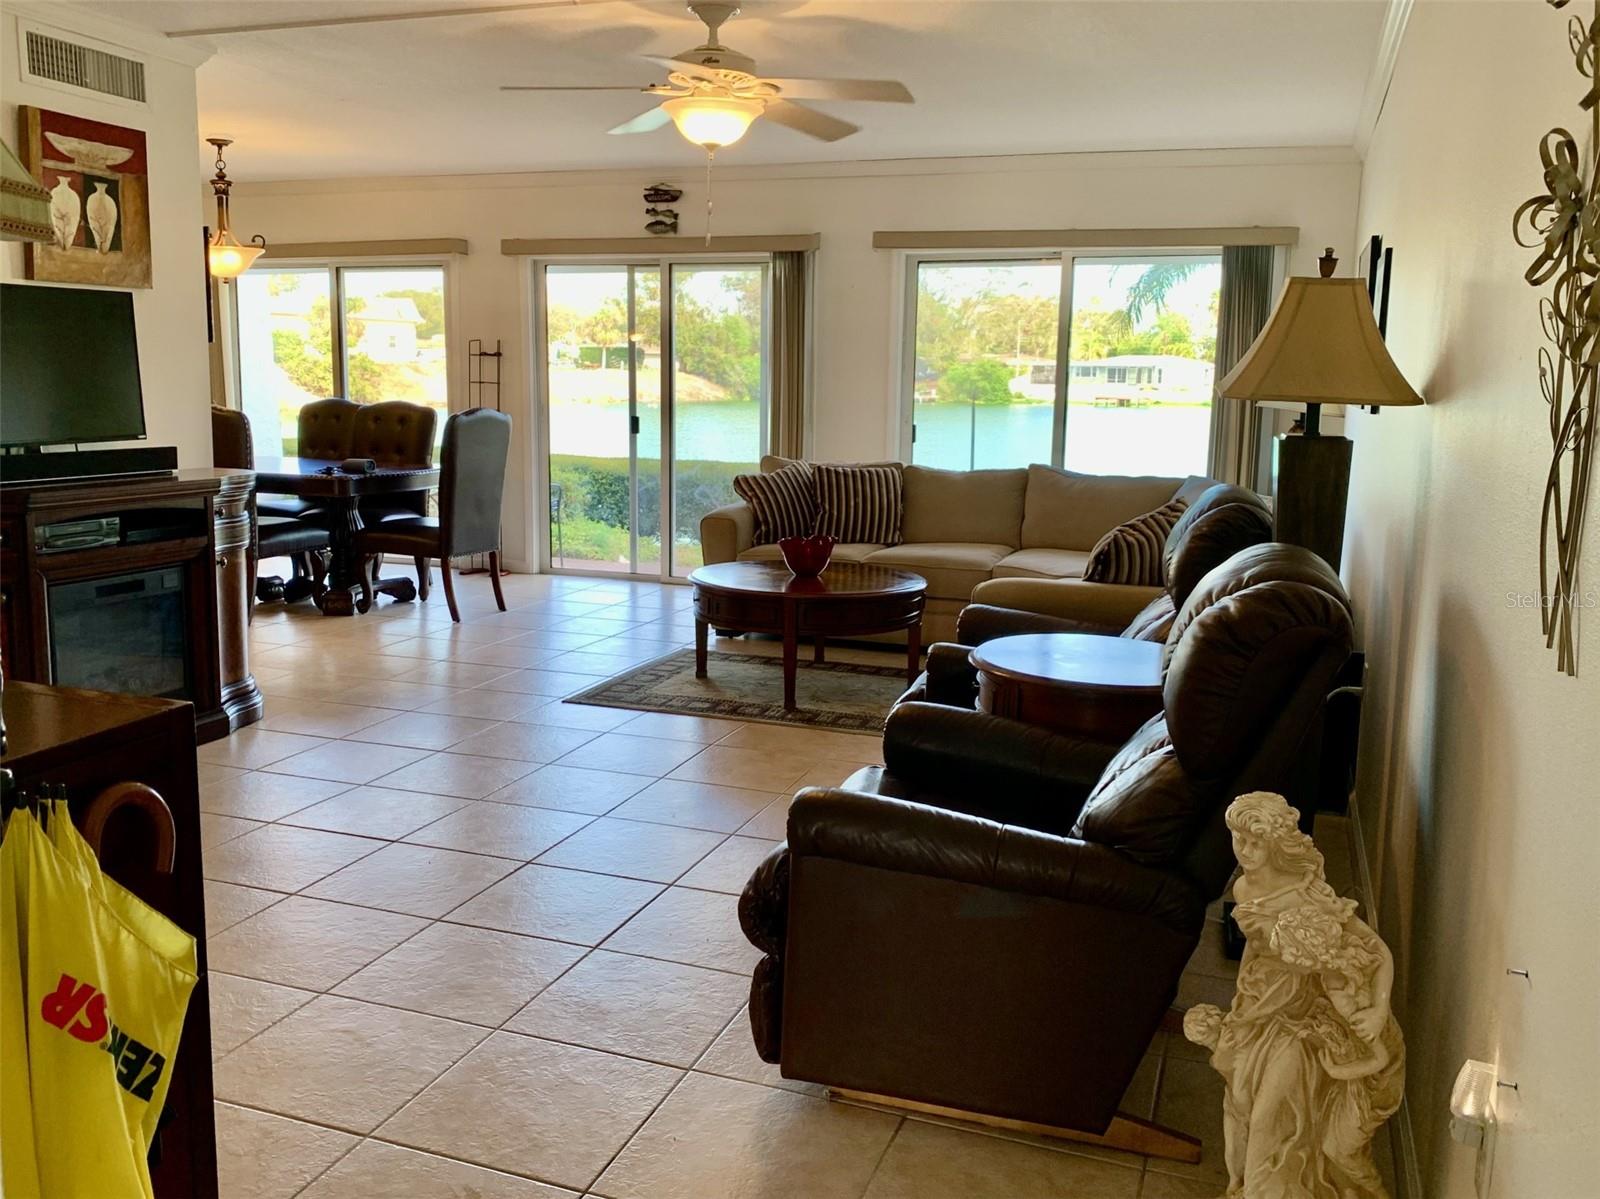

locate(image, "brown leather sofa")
[[737, 543, 1353, 1148]]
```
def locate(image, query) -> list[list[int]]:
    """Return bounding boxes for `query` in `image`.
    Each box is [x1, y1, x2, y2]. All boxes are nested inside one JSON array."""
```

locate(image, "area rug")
[[565, 648, 908, 732]]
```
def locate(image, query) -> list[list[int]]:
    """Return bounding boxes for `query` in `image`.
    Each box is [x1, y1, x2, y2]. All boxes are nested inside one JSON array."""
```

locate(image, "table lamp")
[[1218, 249, 1423, 568]]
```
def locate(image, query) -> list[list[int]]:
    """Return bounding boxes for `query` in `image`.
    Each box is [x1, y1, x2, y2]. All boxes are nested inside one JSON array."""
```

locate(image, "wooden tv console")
[[0, 468, 262, 743]]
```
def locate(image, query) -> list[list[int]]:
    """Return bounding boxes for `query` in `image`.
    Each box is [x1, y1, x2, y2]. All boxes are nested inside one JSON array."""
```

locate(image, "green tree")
[[1120, 261, 1203, 323], [673, 288, 760, 402], [546, 303, 581, 346], [578, 296, 629, 348], [938, 359, 1014, 406]]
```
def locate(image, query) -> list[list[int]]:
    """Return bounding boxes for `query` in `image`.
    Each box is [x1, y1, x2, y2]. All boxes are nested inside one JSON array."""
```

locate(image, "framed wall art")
[[19, 105, 152, 288]]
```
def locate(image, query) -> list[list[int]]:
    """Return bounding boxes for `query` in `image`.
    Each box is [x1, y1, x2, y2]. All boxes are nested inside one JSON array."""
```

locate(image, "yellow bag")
[[2, 800, 197, 1199]]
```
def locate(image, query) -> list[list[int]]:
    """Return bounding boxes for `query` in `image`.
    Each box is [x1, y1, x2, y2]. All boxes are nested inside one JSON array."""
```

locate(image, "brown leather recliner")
[[737, 543, 1352, 1152]]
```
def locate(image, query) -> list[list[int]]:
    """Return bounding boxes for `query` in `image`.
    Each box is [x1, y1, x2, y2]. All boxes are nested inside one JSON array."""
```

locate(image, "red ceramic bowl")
[[778, 534, 836, 577]]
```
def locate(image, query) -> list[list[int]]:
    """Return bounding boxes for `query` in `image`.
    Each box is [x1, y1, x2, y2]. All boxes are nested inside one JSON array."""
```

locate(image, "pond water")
[[549, 399, 1212, 478]]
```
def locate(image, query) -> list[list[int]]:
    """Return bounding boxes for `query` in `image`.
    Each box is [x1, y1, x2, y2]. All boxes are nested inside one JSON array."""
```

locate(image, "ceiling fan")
[[501, 1, 914, 149]]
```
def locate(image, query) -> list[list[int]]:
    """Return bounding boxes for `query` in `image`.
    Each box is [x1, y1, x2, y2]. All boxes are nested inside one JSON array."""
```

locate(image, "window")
[[234, 263, 449, 457], [907, 257, 1060, 472], [903, 252, 1223, 477], [541, 258, 768, 579]]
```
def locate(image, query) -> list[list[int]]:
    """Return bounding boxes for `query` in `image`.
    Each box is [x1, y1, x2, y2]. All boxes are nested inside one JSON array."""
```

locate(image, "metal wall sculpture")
[[1515, 0, 1600, 675]]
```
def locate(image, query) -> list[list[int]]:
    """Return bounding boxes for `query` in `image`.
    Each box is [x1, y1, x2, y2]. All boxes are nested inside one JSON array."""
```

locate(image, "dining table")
[[253, 456, 441, 617]]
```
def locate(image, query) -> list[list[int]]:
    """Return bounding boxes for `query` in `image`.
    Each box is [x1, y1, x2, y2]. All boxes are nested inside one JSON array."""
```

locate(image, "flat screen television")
[[1, 283, 147, 448]]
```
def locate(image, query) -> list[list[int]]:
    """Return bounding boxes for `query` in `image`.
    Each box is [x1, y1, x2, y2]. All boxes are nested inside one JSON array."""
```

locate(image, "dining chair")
[[353, 408, 511, 622], [210, 406, 330, 608]]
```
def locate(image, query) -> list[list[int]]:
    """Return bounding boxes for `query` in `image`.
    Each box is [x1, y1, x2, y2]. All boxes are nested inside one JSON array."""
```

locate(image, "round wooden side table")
[[970, 632, 1164, 741], [688, 561, 927, 710]]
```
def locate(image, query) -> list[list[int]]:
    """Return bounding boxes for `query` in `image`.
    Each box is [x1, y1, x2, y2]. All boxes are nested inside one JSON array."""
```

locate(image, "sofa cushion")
[[1020, 465, 1183, 550], [991, 548, 1093, 580], [738, 542, 885, 565], [900, 465, 1027, 547], [815, 464, 903, 544], [1083, 498, 1189, 586], [864, 543, 1011, 601], [734, 461, 816, 544]]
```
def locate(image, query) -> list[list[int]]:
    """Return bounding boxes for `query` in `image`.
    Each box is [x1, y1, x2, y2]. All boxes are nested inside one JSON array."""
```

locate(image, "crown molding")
[[229, 144, 1360, 197], [1354, 0, 1415, 158]]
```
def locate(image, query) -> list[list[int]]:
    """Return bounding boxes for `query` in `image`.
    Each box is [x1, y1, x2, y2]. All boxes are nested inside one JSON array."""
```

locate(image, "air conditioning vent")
[[24, 28, 146, 104]]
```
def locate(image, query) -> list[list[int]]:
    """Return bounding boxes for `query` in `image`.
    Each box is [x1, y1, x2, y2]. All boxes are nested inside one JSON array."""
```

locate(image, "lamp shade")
[[662, 95, 762, 149], [1, 138, 52, 244], [208, 233, 265, 279], [1218, 277, 1423, 407]]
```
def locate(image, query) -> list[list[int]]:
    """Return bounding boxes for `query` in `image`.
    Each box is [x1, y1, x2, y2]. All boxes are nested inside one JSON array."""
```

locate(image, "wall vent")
[[23, 27, 146, 104]]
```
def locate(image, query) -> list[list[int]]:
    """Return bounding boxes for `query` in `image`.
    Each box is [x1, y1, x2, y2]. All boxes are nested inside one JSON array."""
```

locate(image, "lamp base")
[[1273, 433, 1353, 570]]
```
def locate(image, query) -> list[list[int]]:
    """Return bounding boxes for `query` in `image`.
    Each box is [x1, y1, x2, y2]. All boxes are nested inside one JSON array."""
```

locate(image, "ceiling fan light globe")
[[662, 95, 762, 148]]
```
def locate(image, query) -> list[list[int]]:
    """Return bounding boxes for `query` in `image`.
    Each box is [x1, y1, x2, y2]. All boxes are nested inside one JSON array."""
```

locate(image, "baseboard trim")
[[1347, 800, 1425, 1199]]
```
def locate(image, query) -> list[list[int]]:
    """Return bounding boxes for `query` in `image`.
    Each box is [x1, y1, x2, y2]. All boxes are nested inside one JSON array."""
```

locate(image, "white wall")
[[1346, 2, 1600, 1195], [1, 5, 214, 465], [231, 148, 1361, 569]]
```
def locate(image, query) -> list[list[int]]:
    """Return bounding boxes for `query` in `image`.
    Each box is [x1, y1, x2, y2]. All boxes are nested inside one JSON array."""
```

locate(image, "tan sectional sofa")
[[699, 457, 1227, 643]]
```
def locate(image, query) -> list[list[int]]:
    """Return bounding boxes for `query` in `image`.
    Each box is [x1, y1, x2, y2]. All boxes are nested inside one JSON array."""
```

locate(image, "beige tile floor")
[[204, 567, 1375, 1199]]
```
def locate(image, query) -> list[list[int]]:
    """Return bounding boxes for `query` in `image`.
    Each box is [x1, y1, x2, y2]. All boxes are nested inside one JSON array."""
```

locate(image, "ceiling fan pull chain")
[[704, 149, 715, 246]]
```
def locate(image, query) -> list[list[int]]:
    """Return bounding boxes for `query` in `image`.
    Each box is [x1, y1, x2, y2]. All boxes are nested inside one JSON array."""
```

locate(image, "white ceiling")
[[71, 0, 1390, 181]]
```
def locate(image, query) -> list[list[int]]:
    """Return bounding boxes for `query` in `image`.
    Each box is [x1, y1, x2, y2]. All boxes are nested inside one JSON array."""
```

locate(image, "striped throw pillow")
[[734, 462, 817, 544], [813, 464, 903, 545], [1083, 499, 1189, 586]]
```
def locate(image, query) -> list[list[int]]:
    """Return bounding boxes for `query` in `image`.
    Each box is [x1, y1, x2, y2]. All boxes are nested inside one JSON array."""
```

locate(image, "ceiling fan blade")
[[763, 78, 913, 103], [607, 106, 674, 135], [167, 0, 619, 38], [761, 99, 859, 143], [501, 85, 651, 91], [641, 54, 725, 83]]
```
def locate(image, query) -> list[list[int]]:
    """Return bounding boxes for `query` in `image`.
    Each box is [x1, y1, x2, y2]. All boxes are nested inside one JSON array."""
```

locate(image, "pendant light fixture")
[[205, 137, 265, 279]]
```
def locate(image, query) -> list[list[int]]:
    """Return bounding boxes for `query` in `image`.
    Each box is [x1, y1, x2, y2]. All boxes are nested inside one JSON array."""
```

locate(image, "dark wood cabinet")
[[0, 468, 262, 744], [3, 681, 218, 1199]]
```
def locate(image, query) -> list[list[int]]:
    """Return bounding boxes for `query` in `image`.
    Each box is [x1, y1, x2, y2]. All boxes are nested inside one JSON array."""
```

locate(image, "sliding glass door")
[[543, 259, 767, 578], [668, 264, 767, 575], [904, 251, 1223, 475], [545, 265, 661, 574]]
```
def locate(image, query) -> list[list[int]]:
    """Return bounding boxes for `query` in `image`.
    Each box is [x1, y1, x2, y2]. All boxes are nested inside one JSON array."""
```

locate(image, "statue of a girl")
[[1183, 792, 1404, 1199]]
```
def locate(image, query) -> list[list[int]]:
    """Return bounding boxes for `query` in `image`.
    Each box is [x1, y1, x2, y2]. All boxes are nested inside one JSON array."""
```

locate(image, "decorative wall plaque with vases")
[[19, 106, 152, 288]]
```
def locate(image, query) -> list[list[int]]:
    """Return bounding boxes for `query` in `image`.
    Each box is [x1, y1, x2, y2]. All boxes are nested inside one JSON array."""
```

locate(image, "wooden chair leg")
[[356, 553, 376, 614], [440, 559, 461, 623], [488, 550, 507, 611], [414, 555, 432, 601]]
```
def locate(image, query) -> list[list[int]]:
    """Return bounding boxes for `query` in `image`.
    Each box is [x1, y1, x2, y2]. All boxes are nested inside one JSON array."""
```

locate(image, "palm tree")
[[1119, 261, 1202, 323]]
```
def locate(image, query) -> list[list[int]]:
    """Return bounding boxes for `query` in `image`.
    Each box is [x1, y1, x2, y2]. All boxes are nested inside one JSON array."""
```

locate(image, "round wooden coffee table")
[[970, 633, 1164, 742], [688, 561, 927, 710]]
